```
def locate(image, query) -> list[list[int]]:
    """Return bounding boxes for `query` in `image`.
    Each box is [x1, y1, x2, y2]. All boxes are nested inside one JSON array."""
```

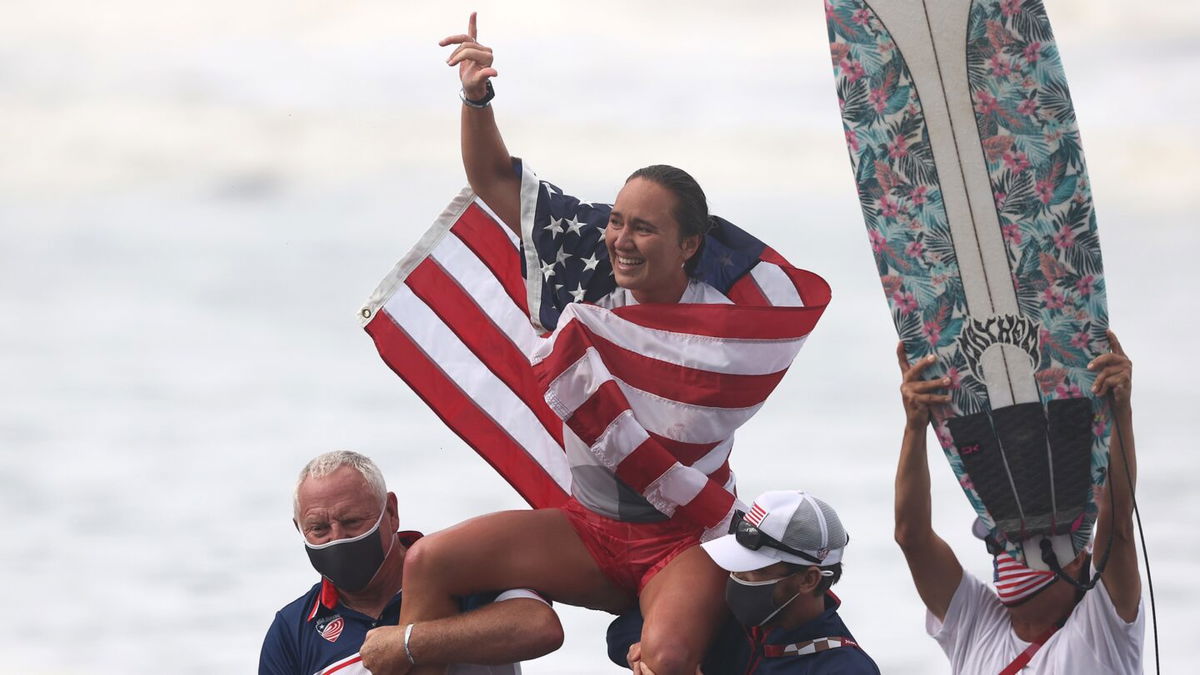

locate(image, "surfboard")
[[823, 0, 1111, 569]]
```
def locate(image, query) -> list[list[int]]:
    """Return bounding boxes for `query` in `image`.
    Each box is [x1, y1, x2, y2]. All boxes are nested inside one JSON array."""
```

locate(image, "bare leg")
[[637, 545, 728, 675], [399, 508, 634, 674]]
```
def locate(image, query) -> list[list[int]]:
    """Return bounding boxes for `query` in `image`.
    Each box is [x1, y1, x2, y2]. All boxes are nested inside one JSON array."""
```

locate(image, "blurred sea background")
[[1, 1, 1195, 672]]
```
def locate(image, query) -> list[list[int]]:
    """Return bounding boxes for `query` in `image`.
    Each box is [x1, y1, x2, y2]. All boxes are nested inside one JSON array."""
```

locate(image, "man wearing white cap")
[[608, 490, 880, 674], [894, 333, 1144, 674]]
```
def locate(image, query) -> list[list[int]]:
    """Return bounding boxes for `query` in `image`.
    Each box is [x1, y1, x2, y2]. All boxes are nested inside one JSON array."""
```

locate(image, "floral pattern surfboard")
[[824, 0, 1110, 562]]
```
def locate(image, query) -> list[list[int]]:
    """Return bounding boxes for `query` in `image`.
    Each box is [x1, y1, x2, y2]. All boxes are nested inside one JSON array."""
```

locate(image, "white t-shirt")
[[926, 571, 1144, 674], [592, 278, 732, 310]]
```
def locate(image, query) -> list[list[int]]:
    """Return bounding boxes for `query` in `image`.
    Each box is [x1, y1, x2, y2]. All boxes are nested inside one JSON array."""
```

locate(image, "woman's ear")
[[680, 233, 701, 262]]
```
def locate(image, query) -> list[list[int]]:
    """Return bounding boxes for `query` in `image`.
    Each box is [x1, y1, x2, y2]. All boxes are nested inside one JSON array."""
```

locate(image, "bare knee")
[[398, 534, 463, 621], [401, 534, 442, 584], [639, 625, 701, 675]]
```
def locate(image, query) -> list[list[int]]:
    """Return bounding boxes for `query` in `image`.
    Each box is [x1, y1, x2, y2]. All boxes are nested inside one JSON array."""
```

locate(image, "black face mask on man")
[[725, 572, 803, 627], [303, 506, 394, 592]]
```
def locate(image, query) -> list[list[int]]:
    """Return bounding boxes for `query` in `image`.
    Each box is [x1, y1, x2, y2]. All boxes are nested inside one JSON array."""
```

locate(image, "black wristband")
[[460, 81, 495, 108]]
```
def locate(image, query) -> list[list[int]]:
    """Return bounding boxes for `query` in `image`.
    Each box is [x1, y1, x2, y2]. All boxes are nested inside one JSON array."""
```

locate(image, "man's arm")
[[893, 344, 963, 621], [359, 593, 562, 674], [440, 12, 521, 234], [257, 612, 298, 675], [1090, 330, 1140, 622]]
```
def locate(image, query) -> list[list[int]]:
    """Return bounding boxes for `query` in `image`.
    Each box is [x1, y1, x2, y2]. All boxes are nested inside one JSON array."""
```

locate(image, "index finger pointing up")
[[468, 11, 478, 41]]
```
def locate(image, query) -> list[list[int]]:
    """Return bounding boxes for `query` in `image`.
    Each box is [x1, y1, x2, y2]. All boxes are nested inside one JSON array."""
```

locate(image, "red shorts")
[[559, 497, 703, 595]]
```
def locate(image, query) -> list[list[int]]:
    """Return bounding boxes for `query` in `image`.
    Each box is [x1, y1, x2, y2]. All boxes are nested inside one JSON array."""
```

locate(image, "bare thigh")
[[400, 508, 634, 617], [636, 544, 728, 674]]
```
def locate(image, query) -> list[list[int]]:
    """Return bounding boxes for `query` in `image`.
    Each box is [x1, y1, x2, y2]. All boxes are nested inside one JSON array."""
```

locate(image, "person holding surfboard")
[[893, 331, 1144, 673], [358, 13, 831, 675]]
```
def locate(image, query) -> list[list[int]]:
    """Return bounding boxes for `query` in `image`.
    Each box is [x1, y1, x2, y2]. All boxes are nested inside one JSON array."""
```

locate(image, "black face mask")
[[304, 508, 393, 592], [725, 573, 802, 627]]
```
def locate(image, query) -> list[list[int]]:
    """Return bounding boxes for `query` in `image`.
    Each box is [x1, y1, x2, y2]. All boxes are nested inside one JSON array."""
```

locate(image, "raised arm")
[[1089, 330, 1140, 622], [893, 344, 963, 621], [359, 593, 562, 675], [440, 12, 521, 233]]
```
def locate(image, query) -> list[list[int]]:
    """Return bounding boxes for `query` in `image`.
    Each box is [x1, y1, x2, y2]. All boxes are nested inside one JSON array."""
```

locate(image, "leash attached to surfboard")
[[823, 0, 1109, 571], [821, 2, 1159, 667]]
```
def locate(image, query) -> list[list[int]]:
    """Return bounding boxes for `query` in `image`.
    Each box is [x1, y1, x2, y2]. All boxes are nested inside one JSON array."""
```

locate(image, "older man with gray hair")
[[259, 450, 563, 675]]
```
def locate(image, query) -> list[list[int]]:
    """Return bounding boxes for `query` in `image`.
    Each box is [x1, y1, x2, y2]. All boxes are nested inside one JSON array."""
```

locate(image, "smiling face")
[[605, 177, 701, 305]]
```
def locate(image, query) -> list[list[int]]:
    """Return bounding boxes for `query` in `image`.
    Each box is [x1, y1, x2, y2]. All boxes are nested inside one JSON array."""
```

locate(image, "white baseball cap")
[[702, 490, 849, 572]]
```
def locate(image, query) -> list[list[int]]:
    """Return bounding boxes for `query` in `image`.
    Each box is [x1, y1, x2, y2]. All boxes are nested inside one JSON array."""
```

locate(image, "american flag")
[[746, 502, 769, 528], [361, 164, 830, 533]]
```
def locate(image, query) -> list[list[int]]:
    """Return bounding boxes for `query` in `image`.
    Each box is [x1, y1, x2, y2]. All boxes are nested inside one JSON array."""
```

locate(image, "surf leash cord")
[[1110, 393, 1159, 674], [1036, 392, 1157, 673]]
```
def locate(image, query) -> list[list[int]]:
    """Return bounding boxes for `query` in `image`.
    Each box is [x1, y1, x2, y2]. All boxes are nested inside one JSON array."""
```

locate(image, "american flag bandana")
[[993, 551, 1057, 605], [361, 164, 830, 534]]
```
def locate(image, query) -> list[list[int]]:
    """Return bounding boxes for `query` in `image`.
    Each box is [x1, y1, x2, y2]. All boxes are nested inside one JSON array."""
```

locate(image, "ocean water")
[[1, 1, 1196, 672]]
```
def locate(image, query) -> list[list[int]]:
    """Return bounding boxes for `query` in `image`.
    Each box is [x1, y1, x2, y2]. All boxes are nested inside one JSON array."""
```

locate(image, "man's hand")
[[360, 625, 412, 675], [1090, 330, 1132, 411], [627, 641, 703, 674], [1090, 329, 1140, 621], [894, 343, 962, 621], [897, 343, 951, 430], [439, 12, 498, 100], [626, 641, 650, 674]]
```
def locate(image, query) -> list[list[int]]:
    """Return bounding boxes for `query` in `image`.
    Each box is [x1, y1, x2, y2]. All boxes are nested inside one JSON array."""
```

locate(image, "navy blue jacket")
[[607, 593, 880, 674], [259, 531, 496, 675]]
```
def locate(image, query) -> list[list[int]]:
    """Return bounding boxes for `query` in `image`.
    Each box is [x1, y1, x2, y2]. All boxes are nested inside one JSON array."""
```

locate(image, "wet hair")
[[783, 562, 844, 597], [625, 165, 711, 276], [293, 450, 387, 518]]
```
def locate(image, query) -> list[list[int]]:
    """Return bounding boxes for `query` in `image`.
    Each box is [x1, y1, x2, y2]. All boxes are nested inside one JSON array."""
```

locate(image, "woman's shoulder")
[[684, 280, 733, 305]]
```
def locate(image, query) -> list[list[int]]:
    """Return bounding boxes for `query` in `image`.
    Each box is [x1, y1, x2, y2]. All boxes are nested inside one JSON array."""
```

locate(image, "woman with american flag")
[[359, 13, 832, 675]]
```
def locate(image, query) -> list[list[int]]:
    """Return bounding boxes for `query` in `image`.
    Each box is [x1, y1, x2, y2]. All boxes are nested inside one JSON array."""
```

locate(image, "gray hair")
[[293, 450, 388, 518]]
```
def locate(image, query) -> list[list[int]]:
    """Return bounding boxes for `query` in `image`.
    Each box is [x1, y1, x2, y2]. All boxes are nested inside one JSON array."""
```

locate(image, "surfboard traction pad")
[[825, 0, 1112, 563]]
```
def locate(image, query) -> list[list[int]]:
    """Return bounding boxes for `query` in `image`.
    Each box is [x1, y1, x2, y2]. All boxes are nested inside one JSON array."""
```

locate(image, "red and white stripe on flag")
[[361, 189, 830, 525], [993, 551, 1057, 605], [317, 653, 368, 675], [361, 189, 571, 509], [746, 503, 769, 527], [528, 281, 827, 530]]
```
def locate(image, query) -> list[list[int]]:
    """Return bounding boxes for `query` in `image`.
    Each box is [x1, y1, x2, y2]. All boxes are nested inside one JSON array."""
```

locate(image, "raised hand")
[[439, 12, 497, 100], [897, 343, 951, 430], [1089, 329, 1132, 411]]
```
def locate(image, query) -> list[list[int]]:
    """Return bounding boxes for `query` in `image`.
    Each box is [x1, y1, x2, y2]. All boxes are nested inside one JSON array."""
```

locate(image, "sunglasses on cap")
[[730, 510, 825, 565]]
